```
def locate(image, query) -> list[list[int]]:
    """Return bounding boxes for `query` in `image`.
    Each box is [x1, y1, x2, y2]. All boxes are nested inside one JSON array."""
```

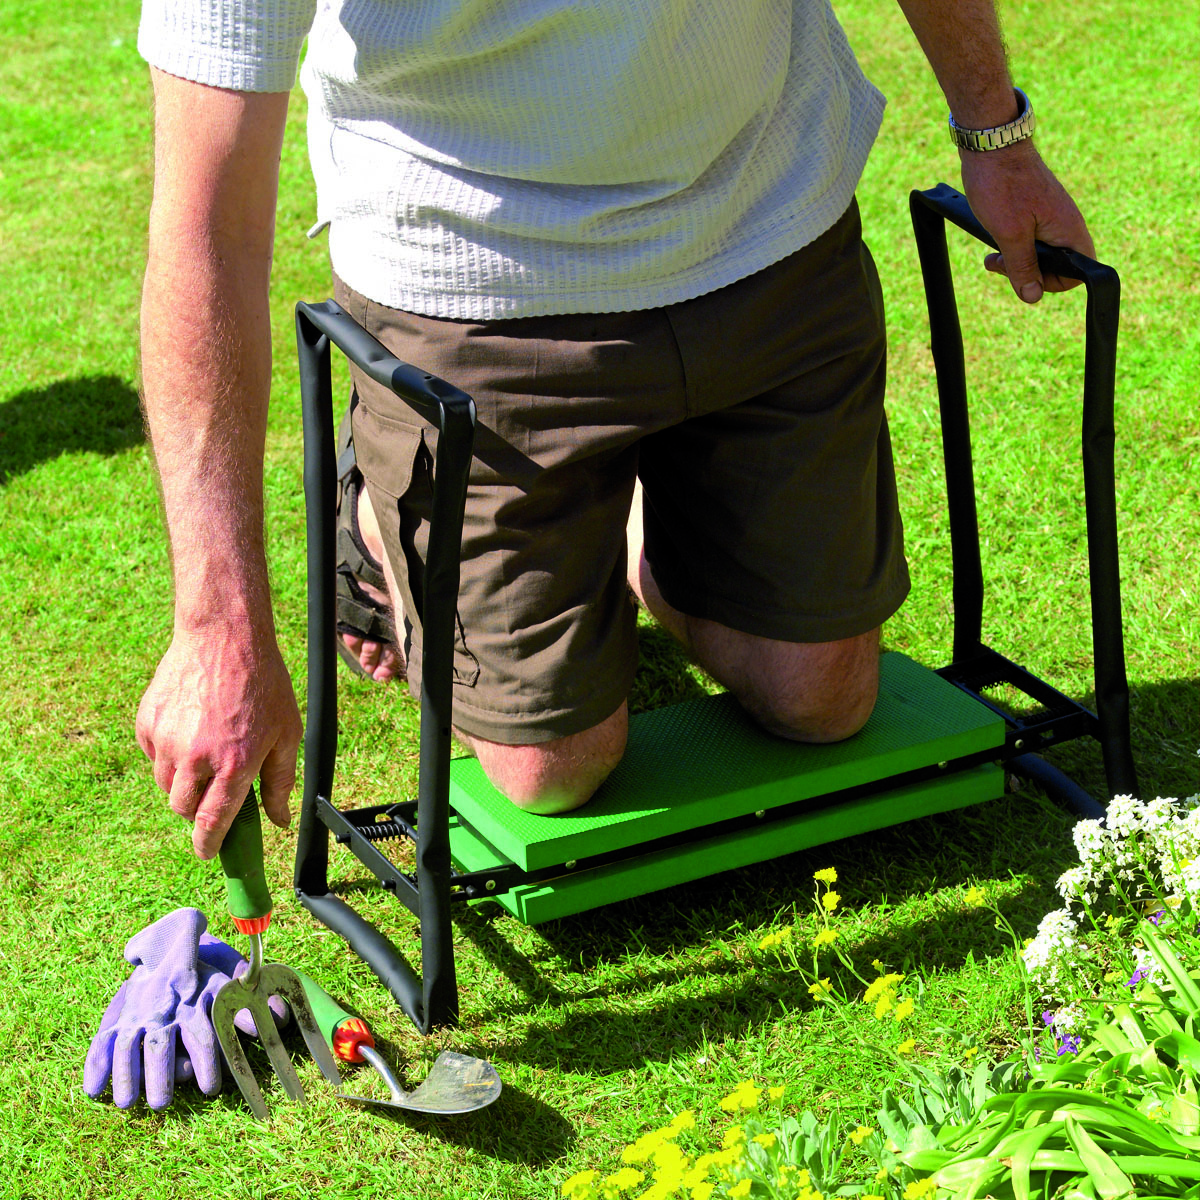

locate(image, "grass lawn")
[[1, 1, 1196, 1197]]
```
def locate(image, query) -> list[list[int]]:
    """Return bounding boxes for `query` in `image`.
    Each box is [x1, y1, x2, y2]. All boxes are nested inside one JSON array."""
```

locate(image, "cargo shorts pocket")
[[351, 396, 481, 688]]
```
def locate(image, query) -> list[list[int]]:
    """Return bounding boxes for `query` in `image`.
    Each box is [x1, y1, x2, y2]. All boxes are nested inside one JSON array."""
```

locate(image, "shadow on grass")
[[333, 1052, 575, 1165], [452, 801, 1066, 1077], [0, 374, 144, 484]]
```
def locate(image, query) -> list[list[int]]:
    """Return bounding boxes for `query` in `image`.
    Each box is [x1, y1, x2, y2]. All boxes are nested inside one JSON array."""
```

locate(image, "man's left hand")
[[959, 140, 1096, 303]]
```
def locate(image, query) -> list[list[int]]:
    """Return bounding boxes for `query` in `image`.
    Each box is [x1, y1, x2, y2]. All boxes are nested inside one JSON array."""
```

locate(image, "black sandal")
[[335, 401, 402, 679]]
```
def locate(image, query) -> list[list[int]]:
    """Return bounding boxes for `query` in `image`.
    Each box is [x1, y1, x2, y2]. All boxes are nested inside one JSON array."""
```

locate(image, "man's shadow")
[[0, 375, 144, 484]]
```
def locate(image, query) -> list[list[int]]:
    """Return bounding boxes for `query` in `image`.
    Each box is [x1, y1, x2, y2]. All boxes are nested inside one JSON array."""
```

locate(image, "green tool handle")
[[218, 790, 273, 936], [293, 969, 376, 1063]]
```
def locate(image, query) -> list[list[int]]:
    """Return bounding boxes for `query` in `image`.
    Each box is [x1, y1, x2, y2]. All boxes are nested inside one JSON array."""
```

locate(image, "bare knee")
[[456, 704, 628, 814], [749, 661, 879, 743], [696, 626, 881, 744]]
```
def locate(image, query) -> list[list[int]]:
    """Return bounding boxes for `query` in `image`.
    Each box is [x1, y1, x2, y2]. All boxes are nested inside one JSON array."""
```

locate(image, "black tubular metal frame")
[[910, 184, 1137, 803], [293, 299, 476, 1033], [291, 186, 1137, 1034]]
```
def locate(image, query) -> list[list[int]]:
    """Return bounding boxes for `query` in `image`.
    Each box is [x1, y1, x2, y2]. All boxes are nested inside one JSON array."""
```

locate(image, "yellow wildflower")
[[893, 997, 915, 1022], [863, 1195, 886, 1200], [903, 1177, 938, 1199], [875, 1169, 889, 1182], [690, 1186, 714, 1200], [758, 926, 793, 950], [602, 1168, 644, 1193], [683, 1156, 716, 1188], [964, 885, 985, 906], [964, 1047, 979, 1061], [768, 1085, 785, 1103], [722, 1125, 747, 1149], [622, 1131, 665, 1163], [848, 1124, 874, 1145], [897, 1038, 916, 1055], [729, 1181, 753, 1199], [808, 978, 834, 999], [863, 973, 905, 1003], [871, 958, 886, 972], [753, 1132, 777, 1148], [874, 993, 894, 1020], [670, 1110, 696, 1131], [639, 1184, 674, 1200], [561, 1169, 597, 1198], [813, 927, 838, 947], [821, 890, 841, 912], [652, 1155, 688, 1192], [719, 1080, 762, 1112], [814, 867, 838, 883]]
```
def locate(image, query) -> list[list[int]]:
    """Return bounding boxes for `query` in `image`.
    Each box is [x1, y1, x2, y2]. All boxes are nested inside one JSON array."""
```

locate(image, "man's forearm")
[[140, 73, 290, 634], [896, 0, 1019, 128]]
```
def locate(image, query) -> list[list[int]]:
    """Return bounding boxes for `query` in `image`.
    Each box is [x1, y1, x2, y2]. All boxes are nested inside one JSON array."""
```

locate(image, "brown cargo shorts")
[[335, 199, 909, 745]]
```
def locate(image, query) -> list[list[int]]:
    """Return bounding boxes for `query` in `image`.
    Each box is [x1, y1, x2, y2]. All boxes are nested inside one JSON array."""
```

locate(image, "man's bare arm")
[[136, 69, 302, 859], [897, 0, 1095, 302]]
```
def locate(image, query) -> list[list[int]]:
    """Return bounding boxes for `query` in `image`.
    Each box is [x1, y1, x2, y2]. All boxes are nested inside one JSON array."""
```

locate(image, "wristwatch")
[[948, 87, 1036, 152]]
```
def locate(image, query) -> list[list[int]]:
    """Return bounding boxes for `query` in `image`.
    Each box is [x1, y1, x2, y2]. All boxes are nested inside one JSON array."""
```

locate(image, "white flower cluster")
[[1021, 908, 1083, 992], [1021, 790, 1200, 997]]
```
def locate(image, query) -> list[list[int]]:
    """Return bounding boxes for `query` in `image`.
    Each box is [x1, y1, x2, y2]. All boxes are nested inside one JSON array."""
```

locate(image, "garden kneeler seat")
[[292, 183, 1136, 1034]]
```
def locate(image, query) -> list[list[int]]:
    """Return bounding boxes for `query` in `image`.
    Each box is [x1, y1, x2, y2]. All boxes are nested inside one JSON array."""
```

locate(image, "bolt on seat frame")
[[292, 184, 1137, 1033]]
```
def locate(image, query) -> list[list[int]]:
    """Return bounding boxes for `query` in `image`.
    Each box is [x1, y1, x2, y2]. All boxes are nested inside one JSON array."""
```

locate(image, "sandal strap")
[[336, 573, 396, 644]]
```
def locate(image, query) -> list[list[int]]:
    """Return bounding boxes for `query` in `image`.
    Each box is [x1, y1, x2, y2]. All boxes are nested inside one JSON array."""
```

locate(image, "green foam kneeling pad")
[[450, 762, 1005, 924], [448, 652, 1004, 872]]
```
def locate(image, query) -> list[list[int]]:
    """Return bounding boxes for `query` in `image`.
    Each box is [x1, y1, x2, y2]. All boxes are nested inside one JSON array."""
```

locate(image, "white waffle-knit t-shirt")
[[139, 0, 885, 319]]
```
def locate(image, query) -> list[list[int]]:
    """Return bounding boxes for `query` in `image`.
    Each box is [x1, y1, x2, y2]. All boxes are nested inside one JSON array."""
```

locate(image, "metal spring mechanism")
[[334, 811, 415, 846], [357, 816, 411, 843]]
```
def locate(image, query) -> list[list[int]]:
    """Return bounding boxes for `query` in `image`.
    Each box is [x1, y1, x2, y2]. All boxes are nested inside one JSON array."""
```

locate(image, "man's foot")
[[336, 408, 405, 682]]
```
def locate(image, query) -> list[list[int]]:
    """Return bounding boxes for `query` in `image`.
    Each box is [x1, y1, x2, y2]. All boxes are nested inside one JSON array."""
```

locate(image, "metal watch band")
[[948, 87, 1036, 152]]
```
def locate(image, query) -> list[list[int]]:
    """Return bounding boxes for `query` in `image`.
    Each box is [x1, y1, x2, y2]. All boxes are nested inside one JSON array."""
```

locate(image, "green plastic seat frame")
[[292, 184, 1138, 1033]]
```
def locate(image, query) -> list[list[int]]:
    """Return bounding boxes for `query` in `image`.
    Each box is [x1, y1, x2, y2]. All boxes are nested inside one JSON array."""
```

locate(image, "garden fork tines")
[[209, 790, 342, 1120]]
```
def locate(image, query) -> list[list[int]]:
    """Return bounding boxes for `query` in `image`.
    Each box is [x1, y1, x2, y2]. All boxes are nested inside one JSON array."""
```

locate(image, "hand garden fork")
[[210, 790, 342, 1119]]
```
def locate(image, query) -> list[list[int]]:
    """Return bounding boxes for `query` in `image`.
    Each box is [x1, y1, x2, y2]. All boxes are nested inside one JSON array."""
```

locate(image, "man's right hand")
[[136, 624, 301, 859]]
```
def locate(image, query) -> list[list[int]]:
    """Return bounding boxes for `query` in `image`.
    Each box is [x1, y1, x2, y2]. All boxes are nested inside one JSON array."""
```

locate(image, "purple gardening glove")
[[84, 907, 287, 1110]]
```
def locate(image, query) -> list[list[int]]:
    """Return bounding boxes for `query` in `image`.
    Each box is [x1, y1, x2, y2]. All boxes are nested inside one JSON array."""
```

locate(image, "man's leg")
[[355, 484, 626, 813], [340, 484, 405, 682], [625, 202, 905, 745], [627, 483, 878, 743]]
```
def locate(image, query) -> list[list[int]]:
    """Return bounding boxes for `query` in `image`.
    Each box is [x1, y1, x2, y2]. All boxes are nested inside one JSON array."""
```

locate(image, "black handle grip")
[[295, 298, 475, 427], [911, 182, 1115, 290]]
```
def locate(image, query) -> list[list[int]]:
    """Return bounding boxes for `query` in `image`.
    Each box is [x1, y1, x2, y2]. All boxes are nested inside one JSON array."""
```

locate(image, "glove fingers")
[[178, 1013, 224, 1097], [175, 1050, 196, 1086], [143, 1025, 178, 1111], [111, 1026, 145, 1109], [232, 1003, 261, 1038], [83, 1025, 119, 1099], [269, 992, 290, 1028]]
